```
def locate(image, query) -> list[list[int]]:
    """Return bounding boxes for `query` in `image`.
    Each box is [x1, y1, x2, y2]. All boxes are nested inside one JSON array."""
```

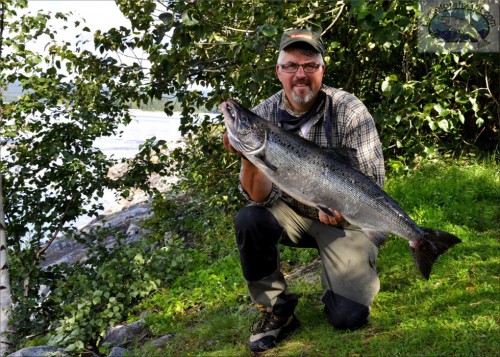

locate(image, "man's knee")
[[234, 205, 283, 281], [322, 290, 370, 330], [235, 205, 282, 245]]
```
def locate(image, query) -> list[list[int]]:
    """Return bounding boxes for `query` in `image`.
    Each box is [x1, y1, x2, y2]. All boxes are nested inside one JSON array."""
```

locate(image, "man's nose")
[[294, 65, 307, 77]]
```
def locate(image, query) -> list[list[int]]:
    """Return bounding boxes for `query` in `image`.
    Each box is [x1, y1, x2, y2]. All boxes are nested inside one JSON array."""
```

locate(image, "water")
[[94, 109, 182, 159], [76, 110, 183, 228]]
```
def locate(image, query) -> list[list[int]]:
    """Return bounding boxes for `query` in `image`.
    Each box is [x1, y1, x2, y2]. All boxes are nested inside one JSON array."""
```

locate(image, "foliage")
[[89, 0, 500, 215], [133, 196, 246, 332], [0, 0, 150, 352], [9, 226, 195, 352], [105, 0, 498, 159], [166, 122, 244, 210]]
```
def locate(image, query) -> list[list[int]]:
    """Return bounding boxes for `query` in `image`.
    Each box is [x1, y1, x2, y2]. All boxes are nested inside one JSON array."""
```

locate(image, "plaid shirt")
[[239, 85, 385, 222]]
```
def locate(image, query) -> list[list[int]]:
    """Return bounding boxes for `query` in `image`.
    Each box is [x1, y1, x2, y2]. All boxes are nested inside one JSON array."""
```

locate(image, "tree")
[[0, 0, 151, 349], [0, 2, 14, 353], [0, 173, 12, 357], [91, 0, 498, 207]]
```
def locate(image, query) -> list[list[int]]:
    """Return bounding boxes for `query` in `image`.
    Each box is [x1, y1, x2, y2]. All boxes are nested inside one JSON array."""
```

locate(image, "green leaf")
[[438, 119, 449, 132], [159, 12, 174, 26], [181, 10, 199, 26], [458, 113, 465, 124], [261, 25, 277, 37], [381, 80, 391, 93]]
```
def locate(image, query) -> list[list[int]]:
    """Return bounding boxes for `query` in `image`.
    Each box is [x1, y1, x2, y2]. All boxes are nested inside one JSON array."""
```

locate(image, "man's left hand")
[[318, 208, 345, 226]]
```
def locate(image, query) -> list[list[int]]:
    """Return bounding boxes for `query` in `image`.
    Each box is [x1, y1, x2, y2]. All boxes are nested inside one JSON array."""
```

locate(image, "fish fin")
[[255, 154, 278, 171], [409, 228, 462, 280], [362, 229, 388, 248], [317, 206, 334, 217], [327, 147, 360, 170]]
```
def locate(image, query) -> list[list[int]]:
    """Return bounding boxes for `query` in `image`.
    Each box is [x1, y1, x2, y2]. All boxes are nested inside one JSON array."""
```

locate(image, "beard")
[[291, 86, 315, 107]]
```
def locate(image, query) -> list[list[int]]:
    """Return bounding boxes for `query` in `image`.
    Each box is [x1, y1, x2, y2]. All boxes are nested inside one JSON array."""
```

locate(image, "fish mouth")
[[220, 99, 244, 151], [220, 99, 237, 135]]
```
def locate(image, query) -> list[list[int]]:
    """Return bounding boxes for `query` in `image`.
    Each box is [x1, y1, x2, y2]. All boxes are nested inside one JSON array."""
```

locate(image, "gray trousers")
[[235, 200, 380, 328]]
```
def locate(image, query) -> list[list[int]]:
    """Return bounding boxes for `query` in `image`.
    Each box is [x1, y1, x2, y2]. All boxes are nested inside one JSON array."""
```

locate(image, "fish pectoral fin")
[[362, 229, 389, 248], [317, 206, 335, 217], [255, 154, 278, 172]]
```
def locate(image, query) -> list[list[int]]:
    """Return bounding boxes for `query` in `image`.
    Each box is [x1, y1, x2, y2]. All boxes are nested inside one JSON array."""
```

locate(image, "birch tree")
[[0, 173, 12, 357], [0, 1, 12, 354]]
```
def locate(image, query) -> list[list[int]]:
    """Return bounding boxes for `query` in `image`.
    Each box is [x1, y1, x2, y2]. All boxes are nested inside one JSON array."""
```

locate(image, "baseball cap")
[[279, 29, 324, 54]]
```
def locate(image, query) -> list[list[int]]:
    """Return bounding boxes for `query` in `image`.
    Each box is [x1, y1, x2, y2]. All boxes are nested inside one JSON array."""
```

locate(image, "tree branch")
[[485, 64, 500, 110], [322, 3, 346, 36], [36, 197, 74, 261]]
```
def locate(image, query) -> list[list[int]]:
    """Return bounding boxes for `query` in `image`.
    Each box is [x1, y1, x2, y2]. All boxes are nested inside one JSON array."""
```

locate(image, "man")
[[222, 28, 385, 352]]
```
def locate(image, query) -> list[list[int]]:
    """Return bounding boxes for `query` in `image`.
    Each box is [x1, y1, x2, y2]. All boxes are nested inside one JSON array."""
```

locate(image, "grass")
[[133, 158, 500, 356]]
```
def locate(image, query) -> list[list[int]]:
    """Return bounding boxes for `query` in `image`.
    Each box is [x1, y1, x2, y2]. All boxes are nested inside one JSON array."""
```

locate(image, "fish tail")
[[410, 228, 461, 279]]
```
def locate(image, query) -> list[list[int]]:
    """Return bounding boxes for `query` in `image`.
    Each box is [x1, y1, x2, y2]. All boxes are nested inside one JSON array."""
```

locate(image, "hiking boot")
[[248, 293, 299, 352]]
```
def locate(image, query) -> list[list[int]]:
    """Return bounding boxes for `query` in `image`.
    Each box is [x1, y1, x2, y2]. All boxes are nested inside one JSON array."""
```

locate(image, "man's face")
[[276, 48, 325, 112]]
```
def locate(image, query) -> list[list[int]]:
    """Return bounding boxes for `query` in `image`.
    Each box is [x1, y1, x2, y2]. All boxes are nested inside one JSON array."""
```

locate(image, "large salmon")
[[221, 98, 461, 279]]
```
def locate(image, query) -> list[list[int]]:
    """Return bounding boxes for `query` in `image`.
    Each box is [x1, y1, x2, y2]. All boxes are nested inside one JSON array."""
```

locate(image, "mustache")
[[293, 80, 310, 85]]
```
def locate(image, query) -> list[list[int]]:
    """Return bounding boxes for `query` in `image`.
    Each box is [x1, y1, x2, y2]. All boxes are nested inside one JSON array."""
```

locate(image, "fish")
[[439, 16, 490, 48], [220, 98, 461, 279]]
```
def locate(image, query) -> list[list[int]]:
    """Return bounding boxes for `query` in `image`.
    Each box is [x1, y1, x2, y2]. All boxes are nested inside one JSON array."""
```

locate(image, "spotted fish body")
[[221, 98, 461, 279]]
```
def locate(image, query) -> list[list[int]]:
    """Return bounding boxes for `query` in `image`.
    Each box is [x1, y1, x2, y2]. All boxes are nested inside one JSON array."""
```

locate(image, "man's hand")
[[318, 208, 345, 226]]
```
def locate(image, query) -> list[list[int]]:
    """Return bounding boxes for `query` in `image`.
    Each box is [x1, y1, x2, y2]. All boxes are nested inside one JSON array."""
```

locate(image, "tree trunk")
[[0, 172, 12, 356]]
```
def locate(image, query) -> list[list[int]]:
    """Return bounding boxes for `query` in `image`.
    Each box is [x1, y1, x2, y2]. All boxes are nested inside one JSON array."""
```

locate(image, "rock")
[[7, 346, 68, 356], [149, 334, 175, 347], [40, 202, 152, 268], [101, 320, 146, 348], [108, 347, 130, 357]]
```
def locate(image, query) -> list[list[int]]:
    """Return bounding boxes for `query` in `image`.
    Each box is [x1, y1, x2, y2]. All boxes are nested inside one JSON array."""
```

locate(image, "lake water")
[[94, 109, 182, 159], [76, 110, 184, 228]]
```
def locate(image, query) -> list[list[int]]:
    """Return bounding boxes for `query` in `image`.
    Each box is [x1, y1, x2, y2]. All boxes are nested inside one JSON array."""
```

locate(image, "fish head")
[[220, 99, 267, 154]]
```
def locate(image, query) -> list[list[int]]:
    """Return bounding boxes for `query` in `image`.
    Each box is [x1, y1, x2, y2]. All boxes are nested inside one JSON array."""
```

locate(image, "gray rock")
[[7, 346, 68, 356], [101, 320, 146, 348], [108, 347, 130, 357], [149, 334, 175, 347]]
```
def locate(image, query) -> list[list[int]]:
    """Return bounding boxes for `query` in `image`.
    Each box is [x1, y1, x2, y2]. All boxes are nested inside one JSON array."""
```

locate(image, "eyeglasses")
[[279, 63, 322, 73]]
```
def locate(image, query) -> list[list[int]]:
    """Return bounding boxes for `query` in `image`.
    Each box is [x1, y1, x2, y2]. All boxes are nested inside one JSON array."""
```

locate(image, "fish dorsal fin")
[[327, 147, 360, 170]]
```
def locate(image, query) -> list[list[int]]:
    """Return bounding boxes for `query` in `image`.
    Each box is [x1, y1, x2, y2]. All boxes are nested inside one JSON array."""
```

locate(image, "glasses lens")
[[303, 64, 318, 73], [280, 64, 319, 73], [282, 64, 298, 73]]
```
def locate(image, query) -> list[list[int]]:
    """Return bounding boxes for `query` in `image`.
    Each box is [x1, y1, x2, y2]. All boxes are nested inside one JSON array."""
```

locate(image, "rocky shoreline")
[[41, 138, 185, 268]]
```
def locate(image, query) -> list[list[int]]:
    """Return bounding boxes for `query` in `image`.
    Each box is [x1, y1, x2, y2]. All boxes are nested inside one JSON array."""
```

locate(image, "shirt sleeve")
[[344, 109, 386, 187], [238, 179, 281, 206]]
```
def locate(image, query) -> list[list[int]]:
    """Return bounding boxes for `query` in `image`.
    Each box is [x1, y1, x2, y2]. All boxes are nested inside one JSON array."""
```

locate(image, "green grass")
[[133, 158, 500, 356]]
